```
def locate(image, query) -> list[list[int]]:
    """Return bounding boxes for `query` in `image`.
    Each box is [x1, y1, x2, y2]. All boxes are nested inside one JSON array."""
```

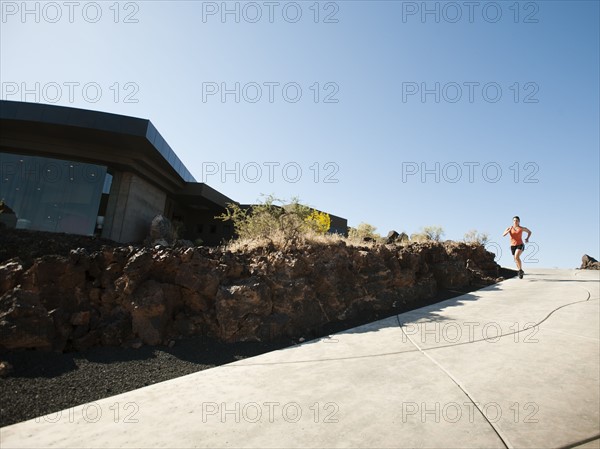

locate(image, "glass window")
[[0, 152, 107, 236], [102, 173, 113, 194]]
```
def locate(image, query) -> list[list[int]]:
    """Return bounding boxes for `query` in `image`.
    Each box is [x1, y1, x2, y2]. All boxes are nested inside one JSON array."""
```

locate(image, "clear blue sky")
[[1, 1, 598, 269]]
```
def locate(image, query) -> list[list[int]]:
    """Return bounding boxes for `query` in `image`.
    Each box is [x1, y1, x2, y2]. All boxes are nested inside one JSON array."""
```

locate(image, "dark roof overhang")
[[0, 100, 195, 194]]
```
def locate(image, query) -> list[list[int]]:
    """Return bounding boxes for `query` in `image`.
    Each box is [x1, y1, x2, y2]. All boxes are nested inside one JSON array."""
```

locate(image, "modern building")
[[0, 100, 347, 245]]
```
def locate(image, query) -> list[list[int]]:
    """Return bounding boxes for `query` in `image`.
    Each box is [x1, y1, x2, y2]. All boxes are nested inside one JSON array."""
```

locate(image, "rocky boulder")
[[580, 254, 600, 270], [0, 239, 502, 352], [0, 288, 54, 350], [149, 215, 173, 245], [385, 230, 409, 244]]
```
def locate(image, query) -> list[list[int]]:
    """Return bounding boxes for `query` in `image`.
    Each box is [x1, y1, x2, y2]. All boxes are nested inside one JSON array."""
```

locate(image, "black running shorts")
[[511, 244, 525, 255]]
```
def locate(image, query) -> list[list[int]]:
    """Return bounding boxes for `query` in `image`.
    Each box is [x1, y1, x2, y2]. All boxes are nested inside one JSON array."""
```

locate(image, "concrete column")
[[102, 171, 166, 243]]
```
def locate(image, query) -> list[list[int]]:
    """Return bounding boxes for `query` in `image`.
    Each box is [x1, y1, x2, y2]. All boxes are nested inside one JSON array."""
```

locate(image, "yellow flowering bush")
[[305, 210, 331, 234]]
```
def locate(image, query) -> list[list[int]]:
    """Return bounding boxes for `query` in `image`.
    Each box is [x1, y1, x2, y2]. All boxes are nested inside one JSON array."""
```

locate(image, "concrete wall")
[[102, 171, 166, 243], [329, 215, 348, 236]]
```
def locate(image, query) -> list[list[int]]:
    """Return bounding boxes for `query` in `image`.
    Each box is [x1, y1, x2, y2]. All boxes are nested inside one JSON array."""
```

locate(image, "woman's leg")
[[514, 248, 523, 271]]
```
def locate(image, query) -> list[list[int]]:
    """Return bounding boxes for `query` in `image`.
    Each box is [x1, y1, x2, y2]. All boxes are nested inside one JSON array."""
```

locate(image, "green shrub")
[[216, 195, 331, 248], [409, 226, 445, 242], [422, 225, 445, 242], [348, 222, 380, 242], [409, 232, 429, 243], [463, 229, 489, 245]]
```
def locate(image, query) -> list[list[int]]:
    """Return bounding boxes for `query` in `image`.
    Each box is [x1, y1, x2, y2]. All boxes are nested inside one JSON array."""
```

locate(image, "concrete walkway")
[[1, 268, 599, 448]]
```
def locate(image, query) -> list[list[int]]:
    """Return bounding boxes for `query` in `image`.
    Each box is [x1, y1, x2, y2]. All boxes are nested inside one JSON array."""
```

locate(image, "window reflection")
[[0, 152, 107, 236]]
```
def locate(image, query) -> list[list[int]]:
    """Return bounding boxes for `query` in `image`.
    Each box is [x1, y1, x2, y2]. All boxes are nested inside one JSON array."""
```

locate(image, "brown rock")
[[20, 255, 87, 312], [180, 247, 195, 263], [125, 280, 172, 345], [216, 277, 273, 341], [71, 329, 99, 351], [115, 249, 154, 295], [173, 314, 195, 336], [0, 233, 504, 350], [0, 288, 54, 350], [149, 215, 173, 243], [0, 360, 13, 377], [71, 311, 91, 326], [100, 308, 131, 346], [0, 258, 23, 295], [386, 230, 400, 244], [181, 289, 212, 314], [48, 308, 71, 352], [581, 254, 600, 270]]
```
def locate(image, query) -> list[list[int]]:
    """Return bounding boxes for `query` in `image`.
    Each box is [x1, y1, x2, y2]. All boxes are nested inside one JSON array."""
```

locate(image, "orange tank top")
[[509, 227, 523, 246]]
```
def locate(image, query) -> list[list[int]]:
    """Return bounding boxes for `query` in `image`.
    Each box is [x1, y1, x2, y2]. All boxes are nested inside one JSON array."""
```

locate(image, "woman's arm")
[[502, 226, 512, 237], [522, 227, 532, 242]]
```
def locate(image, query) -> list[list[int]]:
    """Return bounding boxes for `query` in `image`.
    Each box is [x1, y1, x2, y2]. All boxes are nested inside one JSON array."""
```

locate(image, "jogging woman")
[[503, 216, 532, 279]]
